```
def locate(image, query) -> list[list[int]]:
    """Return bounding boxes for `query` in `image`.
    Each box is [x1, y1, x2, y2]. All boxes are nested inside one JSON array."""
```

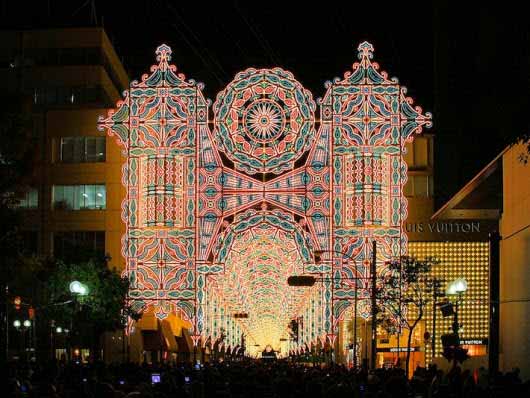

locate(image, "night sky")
[[3, 1, 529, 208]]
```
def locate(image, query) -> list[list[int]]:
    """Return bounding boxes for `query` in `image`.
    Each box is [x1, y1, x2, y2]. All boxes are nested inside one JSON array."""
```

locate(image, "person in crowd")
[[6, 356, 530, 398]]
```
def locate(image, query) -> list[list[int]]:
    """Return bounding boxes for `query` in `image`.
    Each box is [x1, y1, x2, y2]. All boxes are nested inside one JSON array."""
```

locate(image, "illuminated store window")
[[52, 184, 106, 210], [60, 136, 105, 163], [53, 231, 105, 261], [15, 188, 39, 209], [408, 242, 489, 362]]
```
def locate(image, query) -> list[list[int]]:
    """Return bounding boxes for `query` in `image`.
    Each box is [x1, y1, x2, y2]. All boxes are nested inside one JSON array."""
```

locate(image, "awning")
[[432, 149, 504, 220], [176, 328, 193, 353], [136, 312, 158, 331], [164, 313, 193, 337], [161, 319, 178, 352]]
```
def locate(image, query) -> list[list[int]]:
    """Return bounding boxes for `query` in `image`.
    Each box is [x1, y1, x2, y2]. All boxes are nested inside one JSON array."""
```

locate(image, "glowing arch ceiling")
[[210, 215, 315, 350]]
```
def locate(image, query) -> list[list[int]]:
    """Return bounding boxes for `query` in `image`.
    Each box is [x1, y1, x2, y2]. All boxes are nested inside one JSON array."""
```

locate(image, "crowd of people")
[[6, 357, 530, 398]]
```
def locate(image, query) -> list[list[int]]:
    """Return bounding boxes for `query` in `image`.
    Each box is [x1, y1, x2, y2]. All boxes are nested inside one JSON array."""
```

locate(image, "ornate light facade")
[[98, 42, 431, 352]]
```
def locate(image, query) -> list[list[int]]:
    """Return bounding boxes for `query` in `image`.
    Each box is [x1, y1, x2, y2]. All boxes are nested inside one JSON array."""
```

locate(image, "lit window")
[[60, 137, 106, 163], [14, 188, 39, 209], [52, 185, 106, 210], [414, 176, 429, 197]]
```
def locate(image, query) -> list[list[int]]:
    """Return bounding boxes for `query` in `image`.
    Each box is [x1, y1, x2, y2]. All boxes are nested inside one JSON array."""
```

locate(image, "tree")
[[0, 94, 38, 357], [381, 256, 440, 377], [43, 259, 139, 357], [9, 257, 139, 359]]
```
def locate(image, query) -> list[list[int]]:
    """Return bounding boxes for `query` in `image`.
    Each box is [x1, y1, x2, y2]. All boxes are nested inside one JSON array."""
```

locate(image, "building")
[[433, 142, 530, 379], [0, 27, 128, 269], [0, 27, 129, 359]]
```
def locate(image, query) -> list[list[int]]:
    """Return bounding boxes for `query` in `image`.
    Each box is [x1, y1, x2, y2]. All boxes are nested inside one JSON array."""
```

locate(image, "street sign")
[[287, 275, 316, 286]]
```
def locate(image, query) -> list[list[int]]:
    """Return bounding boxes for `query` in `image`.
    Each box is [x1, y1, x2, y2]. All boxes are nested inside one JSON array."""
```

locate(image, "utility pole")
[[432, 278, 442, 362], [370, 240, 377, 369]]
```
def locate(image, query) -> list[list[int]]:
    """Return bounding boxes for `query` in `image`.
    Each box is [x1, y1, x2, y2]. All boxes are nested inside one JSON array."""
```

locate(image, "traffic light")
[[14, 296, 21, 310], [233, 312, 248, 318], [439, 302, 454, 317]]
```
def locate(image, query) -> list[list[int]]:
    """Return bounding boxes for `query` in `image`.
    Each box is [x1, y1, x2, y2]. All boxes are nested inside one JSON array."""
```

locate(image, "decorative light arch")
[[98, 42, 431, 351]]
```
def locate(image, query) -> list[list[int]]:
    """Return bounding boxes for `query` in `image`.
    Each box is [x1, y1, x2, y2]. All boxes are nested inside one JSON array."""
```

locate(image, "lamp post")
[[430, 278, 444, 362], [445, 278, 468, 368], [13, 319, 31, 361], [446, 278, 467, 338], [68, 280, 88, 361]]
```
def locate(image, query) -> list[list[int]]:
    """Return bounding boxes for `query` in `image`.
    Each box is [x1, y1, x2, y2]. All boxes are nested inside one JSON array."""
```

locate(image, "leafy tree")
[[381, 256, 441, 377], [42, 259, 138, 357], [9, 257, 139, 359], [0, 94, 38, 355], [0, 94, 36, 262]]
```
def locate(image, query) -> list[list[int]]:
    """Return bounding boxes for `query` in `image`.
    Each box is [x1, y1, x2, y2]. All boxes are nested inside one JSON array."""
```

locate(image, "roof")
[[432, 148, 506, 220]]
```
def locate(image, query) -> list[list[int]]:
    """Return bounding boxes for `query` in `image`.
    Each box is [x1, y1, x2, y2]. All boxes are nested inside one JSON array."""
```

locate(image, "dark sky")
[[3, 1, 529, 207]]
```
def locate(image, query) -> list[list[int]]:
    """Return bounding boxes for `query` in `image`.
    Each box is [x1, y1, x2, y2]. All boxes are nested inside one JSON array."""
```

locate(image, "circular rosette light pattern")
[[213, 68, 316, 175]]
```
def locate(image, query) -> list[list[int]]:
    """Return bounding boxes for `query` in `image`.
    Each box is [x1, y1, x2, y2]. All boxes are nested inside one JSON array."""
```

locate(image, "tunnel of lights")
[[98, 42, 431, 356]]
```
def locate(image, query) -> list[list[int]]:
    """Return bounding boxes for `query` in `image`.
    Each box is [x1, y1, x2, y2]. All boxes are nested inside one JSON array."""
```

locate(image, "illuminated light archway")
[[98, 42, 431, 351], [203, 208, 319, 355]]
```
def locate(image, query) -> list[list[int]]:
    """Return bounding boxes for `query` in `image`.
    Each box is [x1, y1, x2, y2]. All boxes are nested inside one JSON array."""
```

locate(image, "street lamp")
[[69, 281, 89, 296], [445, 278, 468, 339], [68, 280, 89, 361], [446, 278, 467, 296], [13, 319, 30, 360]]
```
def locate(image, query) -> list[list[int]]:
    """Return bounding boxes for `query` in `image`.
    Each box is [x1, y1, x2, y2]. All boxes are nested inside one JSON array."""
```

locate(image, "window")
[[53, 231, 105, 262], [53, 185, 106, 210], [15, 188, 39, 209], [404, 175, 433, 198], [31, 85, 106, 106], [21, 47, 103, 67], [403, 137, 432, 169], [60, 137, 105, 163], [413, 137, 429, 168]]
